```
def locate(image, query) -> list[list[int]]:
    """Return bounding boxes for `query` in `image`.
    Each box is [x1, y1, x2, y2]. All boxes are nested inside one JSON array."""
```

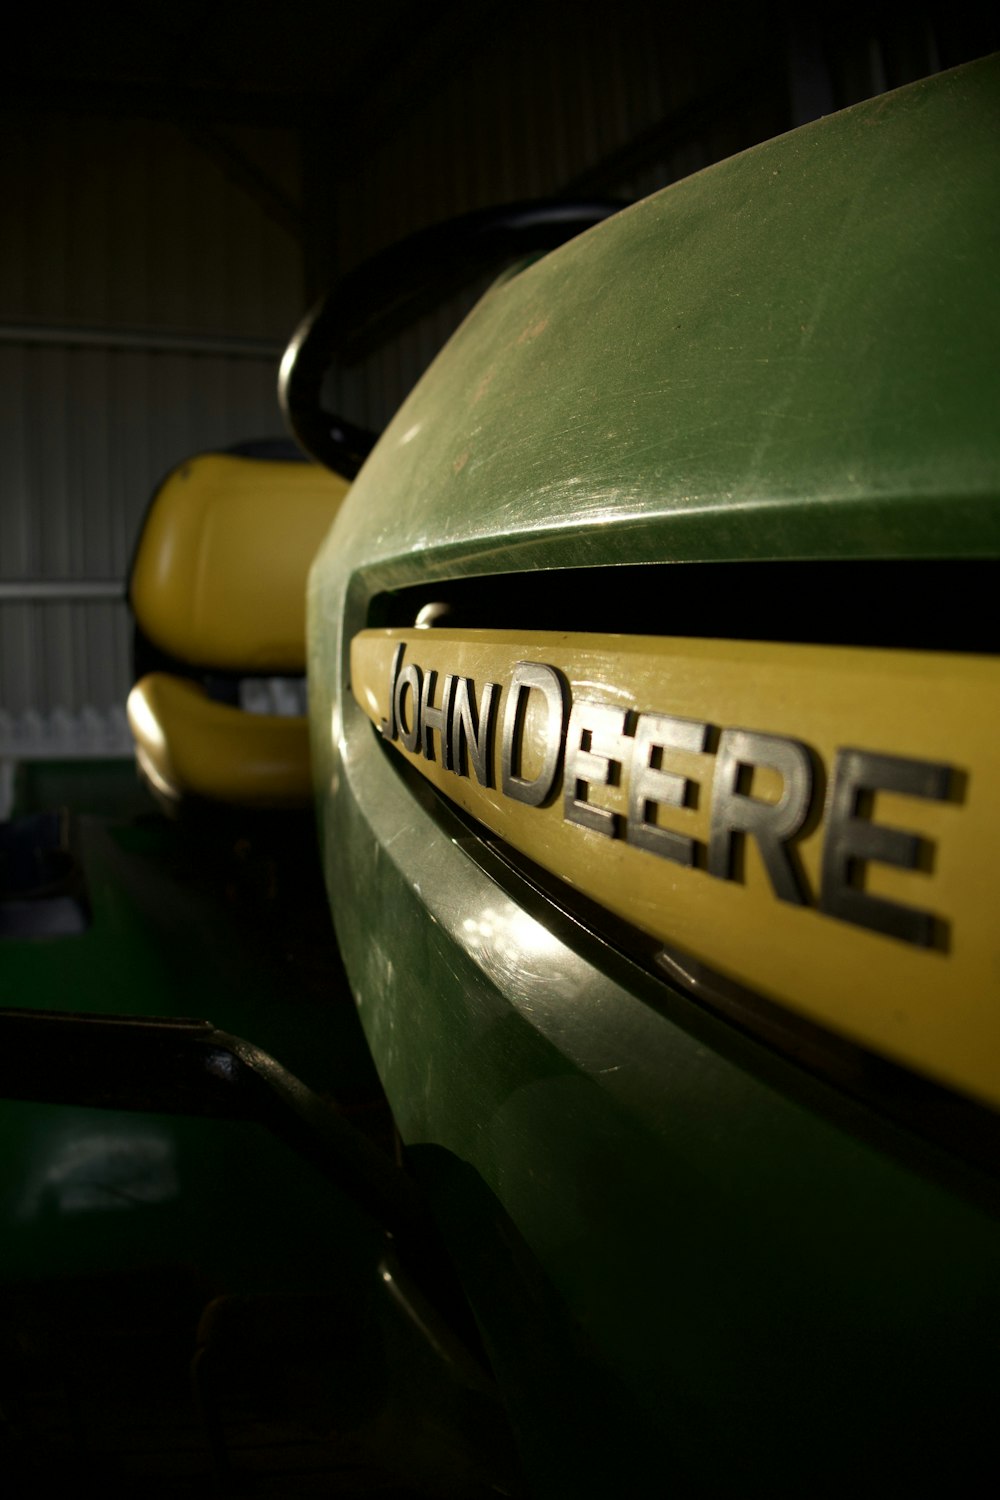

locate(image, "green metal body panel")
[[308, 60, 1000, 1494], [312, 57, 999, 592]]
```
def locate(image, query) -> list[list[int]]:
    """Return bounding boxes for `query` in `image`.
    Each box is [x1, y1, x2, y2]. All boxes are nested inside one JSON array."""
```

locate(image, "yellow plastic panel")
[[351, 627, 1000, 1110], [128, 674, 312, 807], [131, 456, 350, 672]]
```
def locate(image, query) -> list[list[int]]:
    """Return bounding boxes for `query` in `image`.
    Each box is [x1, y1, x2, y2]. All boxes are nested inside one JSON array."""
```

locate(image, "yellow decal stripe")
[[350, 628, 1000, 1112]]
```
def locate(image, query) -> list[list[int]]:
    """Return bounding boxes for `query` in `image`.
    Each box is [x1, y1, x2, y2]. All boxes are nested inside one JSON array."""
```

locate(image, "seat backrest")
[[130, 453, 350, 674]]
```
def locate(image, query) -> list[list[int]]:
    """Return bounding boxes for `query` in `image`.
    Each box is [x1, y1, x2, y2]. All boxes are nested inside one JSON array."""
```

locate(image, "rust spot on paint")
[[517, 316, 549, 344], [472, 368, 496, 404]]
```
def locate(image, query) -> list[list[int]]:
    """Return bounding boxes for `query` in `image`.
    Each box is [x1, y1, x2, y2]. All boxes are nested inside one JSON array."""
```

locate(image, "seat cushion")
[[127, 675, 313, 808], [130, 455, 350, 673]]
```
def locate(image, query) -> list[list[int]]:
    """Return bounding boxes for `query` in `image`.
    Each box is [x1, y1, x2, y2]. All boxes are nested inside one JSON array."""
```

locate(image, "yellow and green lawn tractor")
[[3, 56, 1000, 1496]]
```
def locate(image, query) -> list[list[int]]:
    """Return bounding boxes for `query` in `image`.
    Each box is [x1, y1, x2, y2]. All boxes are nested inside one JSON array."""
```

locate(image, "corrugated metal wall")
[[0, 114, 303, 757]]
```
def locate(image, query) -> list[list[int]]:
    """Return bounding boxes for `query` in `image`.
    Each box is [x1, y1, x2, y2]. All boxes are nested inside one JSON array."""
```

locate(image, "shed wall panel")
[[1, 116, 303, 754]]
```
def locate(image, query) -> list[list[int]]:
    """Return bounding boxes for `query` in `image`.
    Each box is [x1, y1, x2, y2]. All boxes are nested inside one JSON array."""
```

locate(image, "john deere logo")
[[349, 625, 1000, 1112], [380, 643, 952, 949]]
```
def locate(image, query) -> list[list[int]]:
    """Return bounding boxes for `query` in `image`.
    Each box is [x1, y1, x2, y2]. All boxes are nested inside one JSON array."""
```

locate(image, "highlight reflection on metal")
[[351, 626, 1000, 1113], [17, 1130, 178, 1219], [0, 323, 282, 359], [379, 1255, 495, 1391], [461, 903, 562, 980], [0, 579, 125, 602]]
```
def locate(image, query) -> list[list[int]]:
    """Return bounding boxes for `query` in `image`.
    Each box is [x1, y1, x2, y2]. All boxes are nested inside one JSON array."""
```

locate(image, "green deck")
[[1, 760, 383, 1286], [1, 764, 514, 1494]]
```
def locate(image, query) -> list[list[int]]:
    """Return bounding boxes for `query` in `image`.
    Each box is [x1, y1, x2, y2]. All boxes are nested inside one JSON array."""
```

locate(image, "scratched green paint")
[[312, 54, 1000, 613]]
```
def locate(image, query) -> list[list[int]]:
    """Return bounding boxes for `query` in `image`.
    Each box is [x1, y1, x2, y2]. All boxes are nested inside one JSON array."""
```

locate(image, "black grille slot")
[[369, 559, 999, 654]]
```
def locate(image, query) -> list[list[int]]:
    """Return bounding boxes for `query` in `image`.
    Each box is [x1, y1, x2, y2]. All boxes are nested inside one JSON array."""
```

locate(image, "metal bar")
[[180, 120, 304, 242], [0, 324, 283, 361], [0, 580, 125, 602], [0, 1009, 416, 1227], [0, 1007, 485, 1363], [0, 78, 311, 129]]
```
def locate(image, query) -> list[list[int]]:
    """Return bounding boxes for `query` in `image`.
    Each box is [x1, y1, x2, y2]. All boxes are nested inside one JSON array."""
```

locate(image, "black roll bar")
[[278, 199, 623, 477]]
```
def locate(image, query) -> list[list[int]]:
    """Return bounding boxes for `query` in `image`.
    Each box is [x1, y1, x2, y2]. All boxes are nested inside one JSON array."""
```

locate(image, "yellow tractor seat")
[[127, 448, 350, 809]]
